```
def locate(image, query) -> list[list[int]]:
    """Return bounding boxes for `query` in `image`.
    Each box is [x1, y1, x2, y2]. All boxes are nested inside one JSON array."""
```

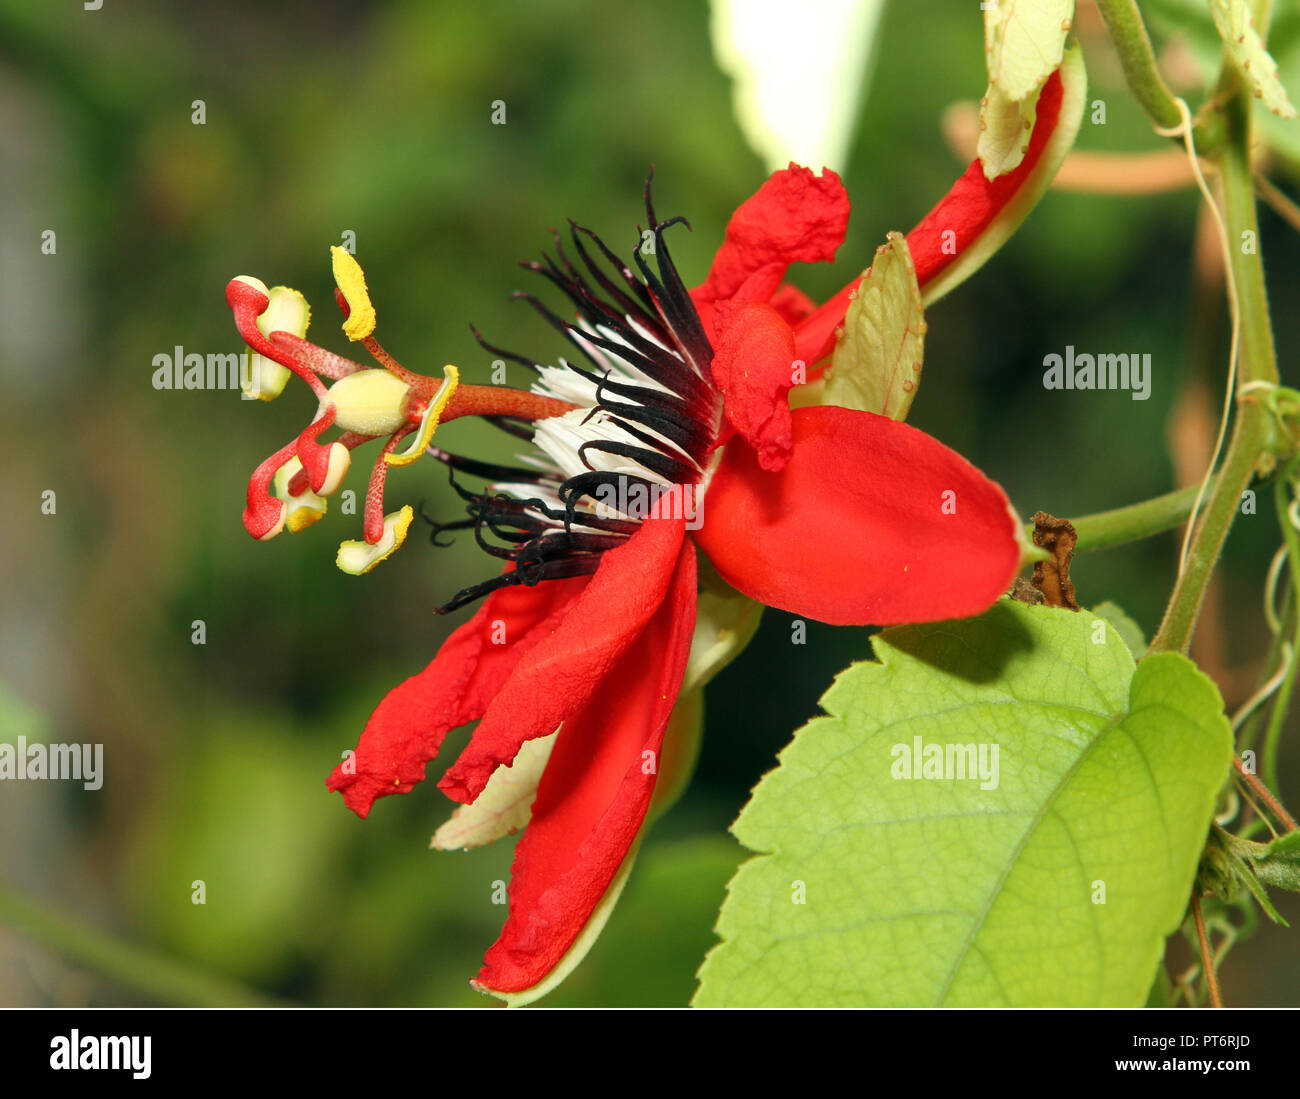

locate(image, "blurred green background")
[[1, 0, 1297, 1007]]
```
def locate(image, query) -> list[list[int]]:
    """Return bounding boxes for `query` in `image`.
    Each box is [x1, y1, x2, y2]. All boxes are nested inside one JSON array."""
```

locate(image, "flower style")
[[229, 249, 576, 573], [225, 58, 1082, 1004]]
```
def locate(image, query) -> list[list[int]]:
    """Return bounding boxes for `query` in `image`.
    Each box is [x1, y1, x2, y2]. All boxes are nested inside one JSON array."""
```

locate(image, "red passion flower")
[[225, 62, 1081, 1003]]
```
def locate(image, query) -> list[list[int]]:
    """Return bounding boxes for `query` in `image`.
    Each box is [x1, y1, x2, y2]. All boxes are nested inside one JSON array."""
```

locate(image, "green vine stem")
[[0, 879, 278, 1007], [1237, 577, 1292, 756], [1036, 479, 1220, 554], [1260, 462, 1300, 792], [1093, 0, 1184, 131], [1150, 84, 1282, 655], [1151, 413, 1269, 653]]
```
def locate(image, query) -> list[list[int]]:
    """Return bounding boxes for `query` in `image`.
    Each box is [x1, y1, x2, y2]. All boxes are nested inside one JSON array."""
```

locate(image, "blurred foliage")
[[0, 0, 1298, 1006]]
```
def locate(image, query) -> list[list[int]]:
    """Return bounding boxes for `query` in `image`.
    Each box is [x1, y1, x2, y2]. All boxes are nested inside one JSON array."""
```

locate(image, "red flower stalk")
[[227, 57, 1082, 1003]]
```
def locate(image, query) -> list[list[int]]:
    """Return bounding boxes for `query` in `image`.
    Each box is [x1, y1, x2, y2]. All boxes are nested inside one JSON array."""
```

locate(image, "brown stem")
[[1255, 173, 1300, 235], [1233, 755, 1299, 832], [1191, 893, 1223, 1008]]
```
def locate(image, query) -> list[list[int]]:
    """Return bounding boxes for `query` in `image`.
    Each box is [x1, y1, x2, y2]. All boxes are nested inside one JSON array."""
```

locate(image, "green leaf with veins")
[[694, 600, 1231, 1007], [1210, 0, 1297, 118], [979, 82, 1040, 179], [977, 1, 1072, 178], [824, 232, 925, 420], [1200, 826, 1286, 924], [1236, 828, 1300, 893], [1142, 0, 1300, 164], [984, 0, 1074, 103], [1091, 600, 1148, 657]]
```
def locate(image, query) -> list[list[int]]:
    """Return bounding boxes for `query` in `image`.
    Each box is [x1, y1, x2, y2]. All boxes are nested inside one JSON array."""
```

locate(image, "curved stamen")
[[288, 431, 374, 496], [296, 404, 351, 495], [362, 334, 439, 394], [386, 366, 461, 467], [362, 331, 577, 421], [226, 279, 329, 399], [364, 427, 414, 544], [270, 332, 367, 380], [243, 437, 299, 540]]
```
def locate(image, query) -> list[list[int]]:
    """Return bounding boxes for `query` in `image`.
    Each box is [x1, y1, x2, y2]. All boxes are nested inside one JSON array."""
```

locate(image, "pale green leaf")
[[1091, 599, 1148, 658], [824, 232, 926, 420], [649, 689, 704, 819], [1209, 0, 1297, 118], [923, 44, 1087, 306], [1247, 829, 1300, 892], [694, 600, 1232, 1007], [984, 0, 1074, 102], [978, 81, 1040, 179], [431, 732, 555, 851], [684, 584, 764, 696]]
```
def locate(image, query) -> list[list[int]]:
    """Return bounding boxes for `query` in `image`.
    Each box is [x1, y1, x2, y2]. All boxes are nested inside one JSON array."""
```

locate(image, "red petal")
[[793, 69, 1067, 366], [438, 515, 687, 806], [294, 403, 337, 492], [693, 164, 850, 313], [242, 436, 297, 539], [768, 283, 817, 328], [696, 405, 1020, 626], [710, 301, 797, 472], [907, 69, 1065, 285], [325, 574, 587, 818], [475, 539, 697, 994]]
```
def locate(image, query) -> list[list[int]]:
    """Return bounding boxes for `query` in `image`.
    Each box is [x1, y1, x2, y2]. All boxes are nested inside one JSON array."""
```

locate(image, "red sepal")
[[693, 165, 850, 316], [792, 70, 1067, 365], [475, 538, 697, 994], [438, 515, 687, 805], [325, 574, 588, 818], [710, 301, 798, 472], [696, 405, 1020, 626]]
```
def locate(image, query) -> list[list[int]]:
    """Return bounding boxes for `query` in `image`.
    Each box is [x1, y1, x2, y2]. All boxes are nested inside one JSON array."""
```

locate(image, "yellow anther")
[[233, 274, 270, 297], [330, 246, 377, 342], [243, 285, 310, 402], [273, 457, 328, 533], [336, 506, 415, 575], [386, 365, 460, 467]]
